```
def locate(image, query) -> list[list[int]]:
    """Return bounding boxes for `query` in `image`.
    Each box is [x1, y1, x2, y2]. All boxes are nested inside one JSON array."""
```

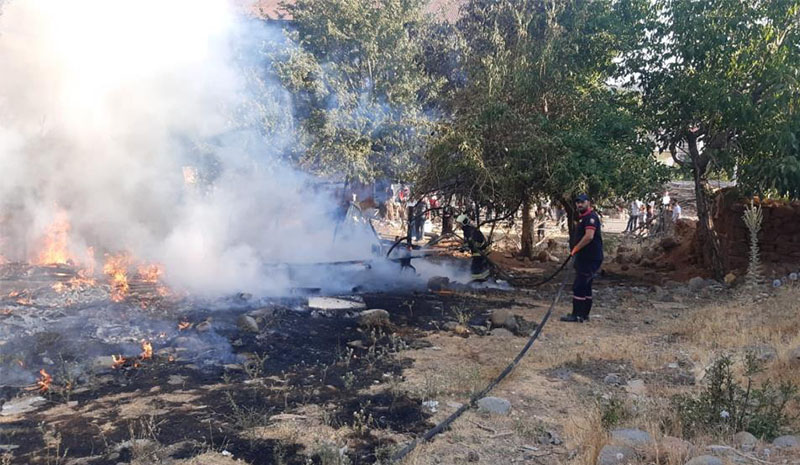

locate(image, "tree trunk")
[[688, 135, 726, 279], [560, 197, 577, 248], [521, 195, 533, 258]]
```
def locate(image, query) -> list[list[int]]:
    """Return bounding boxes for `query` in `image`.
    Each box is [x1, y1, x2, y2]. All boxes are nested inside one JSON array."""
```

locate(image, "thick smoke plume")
[[0, 0, 378, 295]]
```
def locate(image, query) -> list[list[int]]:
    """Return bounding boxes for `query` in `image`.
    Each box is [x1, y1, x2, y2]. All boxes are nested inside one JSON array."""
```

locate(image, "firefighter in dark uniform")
[[456, 214, 491, 282], [561, 194, 603, 323]]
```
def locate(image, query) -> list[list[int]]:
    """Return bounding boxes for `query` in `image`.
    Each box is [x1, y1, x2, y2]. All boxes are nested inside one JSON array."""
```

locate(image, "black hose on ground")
[[390, 255, 572, 463]]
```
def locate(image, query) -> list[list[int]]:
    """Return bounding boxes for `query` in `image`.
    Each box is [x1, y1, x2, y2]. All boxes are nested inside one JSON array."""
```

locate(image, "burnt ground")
[[2, 257, 800, 465], [0, 276, 525, 465]]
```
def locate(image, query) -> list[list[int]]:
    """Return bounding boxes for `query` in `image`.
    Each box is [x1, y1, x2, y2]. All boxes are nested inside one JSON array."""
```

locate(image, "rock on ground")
[[490, 328, 515, 338], [476, 396, 511, 415], [596, 445, 638, 465], [689, 277, 707, 292], [772, 435, 800, 449], [684, 455, 722, 465], [490, 309, 519, 333], [746, 344, 778, 363], [237, 315, 259, 333], [732, 431, 757, 451], [787, 347, 800, 367], [611, 428, 653, 450], [625, 379, 646, 395], [604, 373, 623, 385], [359, 309, 390, 328]]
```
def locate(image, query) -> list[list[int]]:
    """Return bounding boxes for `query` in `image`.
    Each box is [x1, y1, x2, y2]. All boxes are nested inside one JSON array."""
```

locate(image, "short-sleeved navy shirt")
[[576, 209, 603, 263]]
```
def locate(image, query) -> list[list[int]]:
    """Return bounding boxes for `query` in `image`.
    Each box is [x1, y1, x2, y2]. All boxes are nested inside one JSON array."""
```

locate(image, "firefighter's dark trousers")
[[572, 260, 602, 319]]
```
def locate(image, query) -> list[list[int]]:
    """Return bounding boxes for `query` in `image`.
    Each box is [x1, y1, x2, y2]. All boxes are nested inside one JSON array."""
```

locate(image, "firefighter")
[[456, 213, 491, 282], [561, 194, 603, 323]]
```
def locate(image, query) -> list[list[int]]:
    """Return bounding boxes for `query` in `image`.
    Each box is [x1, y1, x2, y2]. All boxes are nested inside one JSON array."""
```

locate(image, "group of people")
[[624, 191, 682, 234]]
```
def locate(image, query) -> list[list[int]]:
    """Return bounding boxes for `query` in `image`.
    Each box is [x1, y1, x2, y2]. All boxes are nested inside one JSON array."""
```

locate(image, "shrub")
[[672, 354, 797, 440]]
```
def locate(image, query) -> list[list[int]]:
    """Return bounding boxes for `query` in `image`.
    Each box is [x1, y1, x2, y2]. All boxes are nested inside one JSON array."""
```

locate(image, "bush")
[[672, 354, 797, 440]]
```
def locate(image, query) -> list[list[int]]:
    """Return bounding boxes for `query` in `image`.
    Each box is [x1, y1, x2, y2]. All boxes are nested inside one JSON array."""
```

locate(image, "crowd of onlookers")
[[623, 191, 683, 235], [375, 185, 685, 242]]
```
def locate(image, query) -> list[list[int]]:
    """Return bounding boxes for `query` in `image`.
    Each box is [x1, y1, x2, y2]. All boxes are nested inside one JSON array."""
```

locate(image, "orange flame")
[[35, 211, 74, 265], [111, 354, 127, 369], [103, 253, 131, 302], [140, 340, 153, 360], [137, 264, 163, 283], [36, 369, 52, 393]]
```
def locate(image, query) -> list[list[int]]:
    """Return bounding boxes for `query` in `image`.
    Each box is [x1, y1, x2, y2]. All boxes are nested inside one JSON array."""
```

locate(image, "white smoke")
[[0, 0, 378, 296]]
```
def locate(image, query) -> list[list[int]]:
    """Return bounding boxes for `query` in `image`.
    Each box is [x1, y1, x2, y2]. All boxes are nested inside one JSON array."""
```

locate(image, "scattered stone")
[[427, 276, 450, 291], [1, 396, 47, 416], [466, 451, 480, 462], [308, 296, 366, 311], [772, 279, 782, 288], [786, 347, 800, 367], [195, 318, 212, 333], [490, 328, 515, 338], [625, 379, 646, 395], [167, 375, 186, 386], [536, 430, 563, 445], [684, 455, 722, 465], [611, 428, 653, 450], [237, 315, 259, 333], [358, 309, 390, 328], [596, 445, 637, 465], [421, 400, 439, 413], [442, 321, 459, 332], [746, 344, 778, 363], [490, 309, 519, 333], [772, 435, 800, 449], [476, 396, 511, 415], [0, 445, 19, 452], [346, 340, 365, 349], [689, 277, 707, 292], [654, 286, 675, 302], [446, 401, 464, 409], [724, 273, 737, 286], [604, 373, 623, 385], [732, 431, 757, 451]]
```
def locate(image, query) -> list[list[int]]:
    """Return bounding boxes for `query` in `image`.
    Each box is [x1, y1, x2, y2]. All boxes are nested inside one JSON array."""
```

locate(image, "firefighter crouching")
[[456, 214, 491, 282]]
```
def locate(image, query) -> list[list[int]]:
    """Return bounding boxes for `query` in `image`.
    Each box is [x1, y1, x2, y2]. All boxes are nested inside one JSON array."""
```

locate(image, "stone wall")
[[712, 189, 800, 271]]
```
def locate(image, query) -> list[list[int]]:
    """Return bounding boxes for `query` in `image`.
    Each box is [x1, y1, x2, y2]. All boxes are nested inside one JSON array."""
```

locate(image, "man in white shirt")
[[625, 199, 642, 233], [671, 200, 682, 222]]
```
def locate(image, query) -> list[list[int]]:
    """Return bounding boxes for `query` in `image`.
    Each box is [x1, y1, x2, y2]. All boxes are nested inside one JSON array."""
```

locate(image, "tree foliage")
[[416, 0, 668, 219], [621, 0, 800, 275], [276, 0, 443, 182]]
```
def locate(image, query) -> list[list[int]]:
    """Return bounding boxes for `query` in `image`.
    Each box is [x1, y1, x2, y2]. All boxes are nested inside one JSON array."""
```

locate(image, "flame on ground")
[[36, 369, 52, 393], [34, 210, 74, 265], [103, 253, 131, 302], [140, 340, 153, 360], [111, 354, 127, 369]]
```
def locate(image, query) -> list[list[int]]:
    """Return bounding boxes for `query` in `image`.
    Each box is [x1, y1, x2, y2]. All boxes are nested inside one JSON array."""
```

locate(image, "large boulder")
[[596, 445, 638, 465], [237, 315, 259, 333]]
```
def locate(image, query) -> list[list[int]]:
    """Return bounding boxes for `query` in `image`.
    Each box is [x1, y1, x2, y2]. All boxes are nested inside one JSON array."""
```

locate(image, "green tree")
[[417, 0, 667, 256], [277, 0, 443, 183], [621, 0, 800, 278]]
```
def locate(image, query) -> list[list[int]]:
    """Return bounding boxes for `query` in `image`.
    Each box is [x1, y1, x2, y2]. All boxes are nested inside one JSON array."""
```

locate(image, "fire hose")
[[390, 255, 572, 463]]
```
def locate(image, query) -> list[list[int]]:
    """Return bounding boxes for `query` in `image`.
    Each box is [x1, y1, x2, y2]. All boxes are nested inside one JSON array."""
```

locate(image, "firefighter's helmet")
[[456, 214, 470, 226]]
